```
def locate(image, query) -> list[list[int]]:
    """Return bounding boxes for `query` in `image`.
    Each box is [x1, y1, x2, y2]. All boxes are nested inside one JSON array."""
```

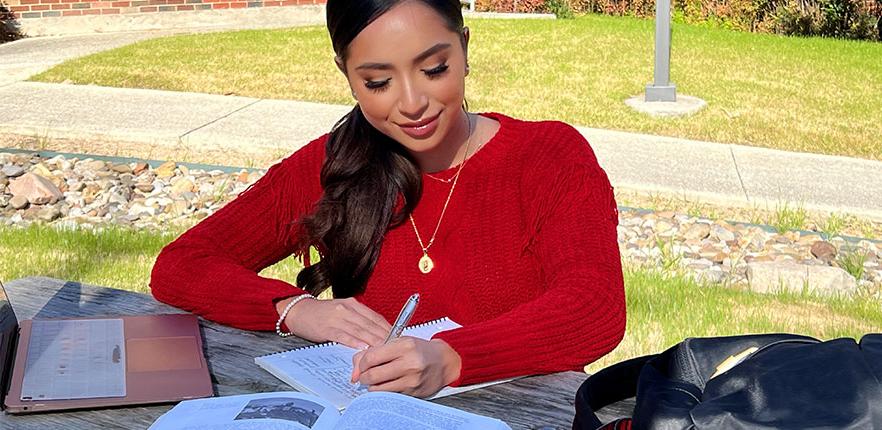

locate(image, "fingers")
[[342, 298, 392, 346], [353, 339, 419, 387], [350, 350, 366, 382], [317, 299, 391, 348]]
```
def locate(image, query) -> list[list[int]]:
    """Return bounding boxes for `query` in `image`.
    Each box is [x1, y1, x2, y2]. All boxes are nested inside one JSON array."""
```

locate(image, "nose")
[[397, 78, 428, 119]]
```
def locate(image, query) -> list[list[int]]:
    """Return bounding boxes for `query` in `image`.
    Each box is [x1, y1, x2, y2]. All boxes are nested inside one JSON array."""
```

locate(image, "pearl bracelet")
[[276, 293, 315, 338]]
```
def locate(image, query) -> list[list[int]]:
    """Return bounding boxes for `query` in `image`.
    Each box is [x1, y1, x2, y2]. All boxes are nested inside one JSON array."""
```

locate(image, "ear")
[[462, 27, 471, 76], [462, 27, 470, 58], [334, 55, 347, 76]]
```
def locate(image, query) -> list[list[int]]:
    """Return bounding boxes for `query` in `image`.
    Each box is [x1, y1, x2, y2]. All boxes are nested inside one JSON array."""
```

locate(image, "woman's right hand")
[[278, 297, 392, 349]]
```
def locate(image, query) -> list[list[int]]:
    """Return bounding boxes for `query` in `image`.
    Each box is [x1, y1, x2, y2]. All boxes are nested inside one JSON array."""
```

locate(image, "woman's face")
[[339, 1, 469, 159]]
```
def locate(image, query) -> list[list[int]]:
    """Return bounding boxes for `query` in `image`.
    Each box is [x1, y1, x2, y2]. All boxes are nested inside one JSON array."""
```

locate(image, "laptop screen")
[[0, 281, 20, 408]]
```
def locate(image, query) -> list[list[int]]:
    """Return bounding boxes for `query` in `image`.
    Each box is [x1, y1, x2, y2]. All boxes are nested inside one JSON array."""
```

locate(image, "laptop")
[[0, 282, 213, 414]]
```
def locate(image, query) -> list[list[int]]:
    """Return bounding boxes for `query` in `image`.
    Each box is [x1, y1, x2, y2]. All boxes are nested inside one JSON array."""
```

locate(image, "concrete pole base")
[[645, 84, 677, 102], [625, 93, 707, 117]]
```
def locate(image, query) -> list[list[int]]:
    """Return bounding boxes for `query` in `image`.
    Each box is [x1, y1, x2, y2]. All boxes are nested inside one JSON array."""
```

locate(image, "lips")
[[397, 113, 441, 139]]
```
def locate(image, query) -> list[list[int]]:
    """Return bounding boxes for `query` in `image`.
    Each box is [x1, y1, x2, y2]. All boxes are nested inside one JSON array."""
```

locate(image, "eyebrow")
[[354, 43, 452, 71]]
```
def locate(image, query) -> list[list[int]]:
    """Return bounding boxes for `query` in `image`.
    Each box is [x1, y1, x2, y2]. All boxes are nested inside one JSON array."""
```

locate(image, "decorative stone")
[[31, 163, 53, 178], [170, 178, 195, 195], [8, 173, 64, 205], [133, 162, 150, 175], [746, 261, 857, 296], [2, 165, 25, 178], [810, 241, 837, 264], [37, 206, 62, 222], [9, 195, 29, 210], [711, 224, 736, 242], [135, 183, 155, 193], [683, 223, 711, 241], [111, 163, 133, 174], [155, 161, 177, 178], [79, 160, 107, 171]]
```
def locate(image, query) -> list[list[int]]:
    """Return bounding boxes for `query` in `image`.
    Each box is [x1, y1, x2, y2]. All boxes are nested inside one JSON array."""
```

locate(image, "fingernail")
[[357, 343, 368, 350]]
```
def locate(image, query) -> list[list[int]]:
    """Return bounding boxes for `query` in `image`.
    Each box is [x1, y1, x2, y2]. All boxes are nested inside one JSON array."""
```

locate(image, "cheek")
[[356, 92, 396, 130], [433, 76, 466, 106]]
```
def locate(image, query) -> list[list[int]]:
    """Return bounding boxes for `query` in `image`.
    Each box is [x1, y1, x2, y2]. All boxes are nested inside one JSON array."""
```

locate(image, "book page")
[[256, 318, 468, 410], [148, 392, 341, 430], [333, 392, 511, 430]]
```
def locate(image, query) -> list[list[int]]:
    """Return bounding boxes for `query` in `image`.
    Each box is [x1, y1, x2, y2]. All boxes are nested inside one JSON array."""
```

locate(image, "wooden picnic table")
[[0, 276, 634, 429]]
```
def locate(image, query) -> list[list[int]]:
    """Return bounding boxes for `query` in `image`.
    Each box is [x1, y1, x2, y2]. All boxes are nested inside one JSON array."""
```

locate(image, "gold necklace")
[[409, 113, 474, 274]]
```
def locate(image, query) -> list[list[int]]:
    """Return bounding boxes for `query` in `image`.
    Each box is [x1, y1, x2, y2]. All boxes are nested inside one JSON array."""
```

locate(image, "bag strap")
[[574, 355, 656, 430]]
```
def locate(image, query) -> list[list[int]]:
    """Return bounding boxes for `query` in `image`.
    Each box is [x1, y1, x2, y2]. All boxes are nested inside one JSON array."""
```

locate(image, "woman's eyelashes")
[[362, 63, 450, 93], [424, 63, 449, 78]]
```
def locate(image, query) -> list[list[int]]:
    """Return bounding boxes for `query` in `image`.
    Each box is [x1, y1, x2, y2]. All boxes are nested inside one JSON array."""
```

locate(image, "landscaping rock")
[[111, 163, 133, 174], [8, 173, 64, 205], [2, 165, 25, 178], [1, 151, 880, 295], [37, 206, 62, 222], [810, 241, 837, 264], [9, 195, 28, 210], [746, 261, 857, 296], [683, 223, 711, 240], [155, 161, 177, 179], [133, 162, 149, 175]]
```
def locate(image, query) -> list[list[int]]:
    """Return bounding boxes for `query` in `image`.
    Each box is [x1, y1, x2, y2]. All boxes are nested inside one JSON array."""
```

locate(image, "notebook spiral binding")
[[263, 317, 452, 357]]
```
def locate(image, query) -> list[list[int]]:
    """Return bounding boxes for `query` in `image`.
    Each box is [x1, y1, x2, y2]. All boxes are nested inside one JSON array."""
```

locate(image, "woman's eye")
[[364, 79, 390, 93], [424, 63, 449, 77]]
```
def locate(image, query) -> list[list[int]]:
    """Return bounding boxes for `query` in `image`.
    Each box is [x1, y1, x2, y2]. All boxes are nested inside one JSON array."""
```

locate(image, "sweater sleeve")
[[434, 123, 626, 385], [150, 136, 327, 330]]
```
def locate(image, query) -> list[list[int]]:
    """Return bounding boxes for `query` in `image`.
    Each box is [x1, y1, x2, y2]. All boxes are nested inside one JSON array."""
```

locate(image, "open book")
[[254, 317, 512, 410], [148, 390, 511, 430]]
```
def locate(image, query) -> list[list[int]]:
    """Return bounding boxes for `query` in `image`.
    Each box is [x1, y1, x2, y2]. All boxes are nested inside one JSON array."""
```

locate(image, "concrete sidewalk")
[[1, 31, 880, 221], [3, 81, 880, 221]]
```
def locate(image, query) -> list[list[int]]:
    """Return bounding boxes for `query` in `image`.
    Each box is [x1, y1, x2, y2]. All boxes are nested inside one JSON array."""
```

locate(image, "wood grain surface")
[[0, 277, 623, 430]]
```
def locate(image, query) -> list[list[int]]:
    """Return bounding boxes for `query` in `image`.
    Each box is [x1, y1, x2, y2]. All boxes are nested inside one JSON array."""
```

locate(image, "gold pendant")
[[419, 254, 434, 274]]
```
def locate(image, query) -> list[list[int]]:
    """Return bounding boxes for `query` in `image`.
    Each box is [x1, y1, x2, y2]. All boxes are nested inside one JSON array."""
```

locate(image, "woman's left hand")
[[350, 338, 462, 398]]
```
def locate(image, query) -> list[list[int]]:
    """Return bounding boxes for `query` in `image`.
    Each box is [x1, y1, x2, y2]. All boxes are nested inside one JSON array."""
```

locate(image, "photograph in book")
[[234, 397, 324, 427], [148, 391, 511, 430]]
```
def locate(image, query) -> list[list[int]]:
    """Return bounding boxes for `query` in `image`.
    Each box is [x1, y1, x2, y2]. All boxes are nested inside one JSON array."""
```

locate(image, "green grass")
[[589, 268, 882, 371], [3, 224, 880, 369], [31, 15, 882, 160], [770, 202, 808, 232], [0, 224, 305, 294]]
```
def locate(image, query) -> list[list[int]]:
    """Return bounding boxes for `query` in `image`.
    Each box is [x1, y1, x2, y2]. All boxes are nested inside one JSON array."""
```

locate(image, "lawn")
[[3, 223, 880, 369], [31, 14, 882, 160]]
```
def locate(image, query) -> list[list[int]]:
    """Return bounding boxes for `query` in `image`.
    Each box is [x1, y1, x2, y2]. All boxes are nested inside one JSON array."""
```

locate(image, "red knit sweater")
[[150, 112, 625, 386]]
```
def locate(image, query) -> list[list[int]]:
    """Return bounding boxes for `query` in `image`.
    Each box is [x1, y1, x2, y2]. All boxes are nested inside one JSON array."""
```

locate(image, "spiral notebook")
[[254, 317, 511, 410]]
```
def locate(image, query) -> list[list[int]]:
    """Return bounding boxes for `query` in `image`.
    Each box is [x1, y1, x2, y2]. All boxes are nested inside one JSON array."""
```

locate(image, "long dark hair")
[[295, 0, 466, 298]]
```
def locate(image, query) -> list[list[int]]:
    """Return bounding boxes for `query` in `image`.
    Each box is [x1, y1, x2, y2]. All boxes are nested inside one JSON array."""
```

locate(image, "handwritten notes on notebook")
[[255, 317, 511, 410]]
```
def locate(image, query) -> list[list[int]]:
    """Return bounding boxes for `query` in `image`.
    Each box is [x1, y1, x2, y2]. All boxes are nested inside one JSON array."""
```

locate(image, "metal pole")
[[645, 0, 676, 102]]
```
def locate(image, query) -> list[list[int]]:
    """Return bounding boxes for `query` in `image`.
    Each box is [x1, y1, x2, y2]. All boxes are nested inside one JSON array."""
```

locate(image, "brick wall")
[[2, 0, 324, 20]]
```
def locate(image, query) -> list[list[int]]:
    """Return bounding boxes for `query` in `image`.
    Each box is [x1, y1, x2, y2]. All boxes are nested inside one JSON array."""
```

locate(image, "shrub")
[[1, 4, 24, 44], [545, 0, 577, 17], [476, 0, 880, 41]]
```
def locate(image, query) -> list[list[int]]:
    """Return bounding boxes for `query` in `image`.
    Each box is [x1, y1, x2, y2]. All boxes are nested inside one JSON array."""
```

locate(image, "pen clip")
[[384, 293, 419, 344]]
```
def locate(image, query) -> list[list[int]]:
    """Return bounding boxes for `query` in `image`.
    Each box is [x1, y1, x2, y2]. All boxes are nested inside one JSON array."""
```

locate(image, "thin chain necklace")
[[409, 113, 474, 274]]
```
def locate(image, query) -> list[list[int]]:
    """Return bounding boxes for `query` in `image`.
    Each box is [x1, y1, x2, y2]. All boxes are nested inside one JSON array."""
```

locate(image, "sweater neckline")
[[421, 112, 510, 179]]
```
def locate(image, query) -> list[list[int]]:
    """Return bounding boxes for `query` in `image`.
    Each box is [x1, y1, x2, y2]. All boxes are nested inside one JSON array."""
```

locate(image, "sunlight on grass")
[[587, 268, 882, 372], [32, 15, 882, 160], [4, 224, 880, 370]]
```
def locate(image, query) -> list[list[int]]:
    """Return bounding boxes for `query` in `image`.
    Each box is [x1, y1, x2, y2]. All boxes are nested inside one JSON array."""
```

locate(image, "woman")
[[151, 0, 624, 398]]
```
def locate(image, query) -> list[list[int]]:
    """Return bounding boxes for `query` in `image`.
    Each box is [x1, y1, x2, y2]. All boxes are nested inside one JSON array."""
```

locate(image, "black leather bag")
[[574, 333, 882, 430]]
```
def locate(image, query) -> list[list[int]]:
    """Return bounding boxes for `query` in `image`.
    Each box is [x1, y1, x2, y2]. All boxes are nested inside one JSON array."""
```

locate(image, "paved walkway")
[[2, 32, 881, 220]]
